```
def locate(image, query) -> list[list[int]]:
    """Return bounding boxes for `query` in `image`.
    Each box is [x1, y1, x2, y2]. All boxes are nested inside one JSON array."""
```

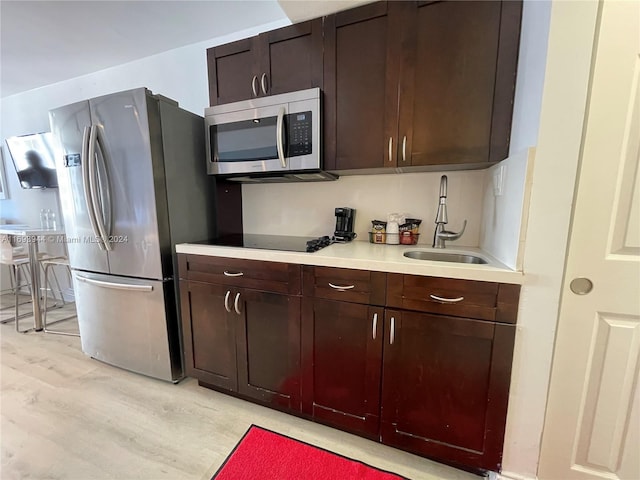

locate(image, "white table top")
[[0, 225, 65, 236]]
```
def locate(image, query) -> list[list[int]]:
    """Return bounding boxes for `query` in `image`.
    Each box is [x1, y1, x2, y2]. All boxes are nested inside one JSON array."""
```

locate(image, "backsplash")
[[242, 170, 485, 247]]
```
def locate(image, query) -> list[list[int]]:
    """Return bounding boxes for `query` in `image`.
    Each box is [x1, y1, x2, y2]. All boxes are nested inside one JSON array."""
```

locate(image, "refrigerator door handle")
[[88, 125, 112, 251], [81, 126, 106, 251], [95, 129, 113, 238], [76, 275, 154, 292]]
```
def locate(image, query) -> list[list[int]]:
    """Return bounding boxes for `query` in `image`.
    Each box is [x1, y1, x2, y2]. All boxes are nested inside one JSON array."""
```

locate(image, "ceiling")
[[0, 0, 288, 98], [0, 0, 375, 99]]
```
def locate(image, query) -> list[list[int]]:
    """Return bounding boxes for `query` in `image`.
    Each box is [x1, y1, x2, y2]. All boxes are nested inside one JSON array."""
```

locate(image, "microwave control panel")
[[286, 111, 312, 157]]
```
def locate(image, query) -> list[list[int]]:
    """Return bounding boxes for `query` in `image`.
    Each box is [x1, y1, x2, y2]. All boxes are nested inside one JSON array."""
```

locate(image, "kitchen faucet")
[[432, 175, 467, 248]]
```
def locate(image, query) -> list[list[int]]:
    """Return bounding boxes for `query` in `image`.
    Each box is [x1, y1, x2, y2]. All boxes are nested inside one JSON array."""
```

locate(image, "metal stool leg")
[[13, 265, 19, 324], [38, 261, 67, 310], [1, 265, 20, 312], [14, 264, 34, 333], [8, 264, 15, 292], [49, 266, 66, 307], [1, 265, 23, 320], [42, 262, 78, 337]]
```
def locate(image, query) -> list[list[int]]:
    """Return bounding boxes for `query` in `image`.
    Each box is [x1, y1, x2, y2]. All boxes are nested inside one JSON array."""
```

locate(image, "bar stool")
[[0, 234, 34, 332], [40, 256, 79, 336]]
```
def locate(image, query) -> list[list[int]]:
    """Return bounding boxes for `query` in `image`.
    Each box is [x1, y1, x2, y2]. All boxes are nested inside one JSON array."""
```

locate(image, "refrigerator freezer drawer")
[[73, 271, 181, 382]]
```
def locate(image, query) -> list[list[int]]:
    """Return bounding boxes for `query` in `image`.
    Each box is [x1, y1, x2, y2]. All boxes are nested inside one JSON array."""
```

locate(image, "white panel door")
[[538, 1, 640, 479]]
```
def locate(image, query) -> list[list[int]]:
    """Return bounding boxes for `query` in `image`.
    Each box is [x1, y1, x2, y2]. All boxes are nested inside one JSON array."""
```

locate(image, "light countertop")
[[176, 240, 524, 284]]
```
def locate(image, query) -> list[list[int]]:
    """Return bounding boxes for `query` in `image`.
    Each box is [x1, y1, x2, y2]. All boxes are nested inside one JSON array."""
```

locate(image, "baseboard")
[[495, 471, 538, 480]]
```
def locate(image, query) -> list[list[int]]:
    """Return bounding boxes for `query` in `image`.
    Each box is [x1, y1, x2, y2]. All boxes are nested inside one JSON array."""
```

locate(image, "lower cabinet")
[[301, 298, 384, 438], [237, 288, 301, 409], [182, 280, 301, 411], [186, 282, 239, 391], [179, 255, 520, 474], [381, 310, 516, 471]]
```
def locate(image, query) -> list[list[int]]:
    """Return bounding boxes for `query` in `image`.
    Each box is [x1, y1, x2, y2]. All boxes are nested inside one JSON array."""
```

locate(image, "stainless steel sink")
[[403, 251, 488, 264]]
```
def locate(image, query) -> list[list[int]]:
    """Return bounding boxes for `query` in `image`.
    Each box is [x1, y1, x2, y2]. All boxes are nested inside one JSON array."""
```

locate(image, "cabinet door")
[[301, 298, 384, 438], [398, 1, 522, 167], [181, 281, 238, 391], [323, 2, 402, 171], [381, 310, 515, 471], [207, 37, 260, 106], [259, 19, 323, 97], [235, 289, 302, 411]]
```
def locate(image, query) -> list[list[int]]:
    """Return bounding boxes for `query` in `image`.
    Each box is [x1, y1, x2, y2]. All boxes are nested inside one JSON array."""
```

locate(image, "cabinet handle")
[[429, 294, 464, 304], [251, 75, 258, 97], [388, 137, 393, 163], [261, 73, 268, 95], [234, 292, 241, 315], [223, 271, 244, 277], [390, 316, 395, 345], [402, 135, 407, 162], [224, 290, 232, 313], [372, 313, 378, 340], [328, 282, 355, 291]]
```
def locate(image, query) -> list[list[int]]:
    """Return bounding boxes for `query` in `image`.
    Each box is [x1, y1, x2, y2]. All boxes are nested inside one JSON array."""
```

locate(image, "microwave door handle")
[[276, 107, 286, 169], [82, 126, 105, 251]]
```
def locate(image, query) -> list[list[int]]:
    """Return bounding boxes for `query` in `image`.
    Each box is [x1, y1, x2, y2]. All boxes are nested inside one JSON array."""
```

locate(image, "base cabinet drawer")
[[387, 273, 520, 323], [179, 254, 301, 295], [303, 265, 386, 305]]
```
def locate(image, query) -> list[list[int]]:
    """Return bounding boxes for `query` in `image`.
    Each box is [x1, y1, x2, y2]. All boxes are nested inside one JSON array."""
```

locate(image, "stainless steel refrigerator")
[[49, 88, 214, 382]]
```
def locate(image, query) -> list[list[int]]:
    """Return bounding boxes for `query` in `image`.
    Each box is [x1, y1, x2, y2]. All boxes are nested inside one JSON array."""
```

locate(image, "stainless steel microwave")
[[204, 88, 335, 182]]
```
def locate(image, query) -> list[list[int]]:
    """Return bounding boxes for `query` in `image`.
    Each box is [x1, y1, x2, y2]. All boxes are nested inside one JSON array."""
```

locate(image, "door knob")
[[570, 277, 593, 295]]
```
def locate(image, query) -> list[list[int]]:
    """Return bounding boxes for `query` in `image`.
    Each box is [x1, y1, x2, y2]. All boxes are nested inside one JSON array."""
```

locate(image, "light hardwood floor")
[[0, 305, 481, 480]]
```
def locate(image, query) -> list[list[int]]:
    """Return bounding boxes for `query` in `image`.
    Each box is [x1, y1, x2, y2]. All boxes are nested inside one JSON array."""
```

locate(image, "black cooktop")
[[199, 234, 333, 253]]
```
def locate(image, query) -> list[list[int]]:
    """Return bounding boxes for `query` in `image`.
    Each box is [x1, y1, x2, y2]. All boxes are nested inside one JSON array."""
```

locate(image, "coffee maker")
[[334, 207, 357, 242]]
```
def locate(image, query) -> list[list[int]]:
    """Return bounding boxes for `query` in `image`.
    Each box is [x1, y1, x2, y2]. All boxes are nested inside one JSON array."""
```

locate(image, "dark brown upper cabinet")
[[323, 1, 522, 171], [207, 19, 323, 106], [322, 2, 402, 171]]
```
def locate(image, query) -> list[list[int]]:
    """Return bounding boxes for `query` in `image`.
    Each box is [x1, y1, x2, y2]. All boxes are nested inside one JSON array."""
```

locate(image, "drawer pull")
[[329, 283, 355, 291], [234, 292, 241, 315], [430, 294, 464, 304], [223, 271, 244, 277], [224, 290, 232, 313], [390, 316, 395, 345], [372, 313, 378, 340]]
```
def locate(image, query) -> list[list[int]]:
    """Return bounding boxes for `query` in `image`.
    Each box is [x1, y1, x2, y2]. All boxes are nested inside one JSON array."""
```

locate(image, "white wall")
[[509, 1, 552, 155], [500, 2, 598, 479], [0, 18, 290, 229]]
